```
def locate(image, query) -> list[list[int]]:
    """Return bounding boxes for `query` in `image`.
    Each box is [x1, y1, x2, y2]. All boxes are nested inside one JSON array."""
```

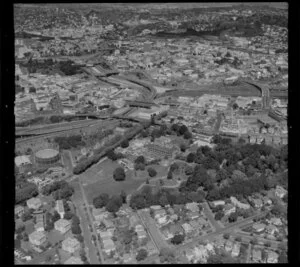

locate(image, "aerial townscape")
[[14, 2, 288, 265]]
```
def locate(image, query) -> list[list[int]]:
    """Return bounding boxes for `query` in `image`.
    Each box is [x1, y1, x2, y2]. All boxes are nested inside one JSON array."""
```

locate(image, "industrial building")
[[35, 148, 60, 165]]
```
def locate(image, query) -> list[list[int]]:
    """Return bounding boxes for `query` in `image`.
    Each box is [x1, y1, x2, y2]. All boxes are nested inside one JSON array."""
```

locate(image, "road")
[[71, 180, 100, 264], [77, 177, 105, 264], [230, 231, 287, 248], [137, 209, 169, 251], [202, 202, 222, 231], [177, 211, 268, 252]]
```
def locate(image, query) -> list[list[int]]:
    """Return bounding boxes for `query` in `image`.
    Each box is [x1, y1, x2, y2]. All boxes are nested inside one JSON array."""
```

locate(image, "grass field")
[[79, 158, 148, 203]]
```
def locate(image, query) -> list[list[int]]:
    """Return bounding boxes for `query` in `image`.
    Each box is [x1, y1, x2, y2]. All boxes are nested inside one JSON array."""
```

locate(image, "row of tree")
[[54, 135, 85, 150], [93, 191, 127, 214]]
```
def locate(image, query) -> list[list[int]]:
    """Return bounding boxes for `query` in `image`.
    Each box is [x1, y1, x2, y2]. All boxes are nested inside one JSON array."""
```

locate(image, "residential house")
[[252, 249, 262, 263], [187, 211, 200, 220], [154, 209, 166, 219], [210, 200, 225, 208], [230, 196, 250, 209], [122, 253, 137, 264], [269, 218, 282, 226], [92, 208, 106, 221], [99, 230, 113, 241], [185, 202, 200, 213], [145, 241, 157, 255], [182, 223, 193, 234], [103, 219, 114, 229], [169, 223, 183, 236], [189, 220, 200, 230], [275, 186, 287, 199], [157, 215, 168, 227], [169, 214, 178, 222], [252, 223, 266, 233], [162, 229, 174, 240], [267, 251, 278, 263], [265, 225, 278, 235], [185, 249, 195, 262], [225, 240, 234, 252], [102, 238, 116, 254], [205, 243, 214, 253], [197, 217, 208, 229], [231, 242, 241, 257], [15, 206, 25, 217], [224, 204, 236, 216], [27, 198, 42, 210], [55, 200, 65, 219], [62, 237, 80, 253], [248, 197, 263, 209], [129, 214, 139, 228], [64, 256, 83, 264], [29, 231, 46, 246], [167, 207, 175, 215], [54, 219, 71, 234], [262, 196, 272, 206]]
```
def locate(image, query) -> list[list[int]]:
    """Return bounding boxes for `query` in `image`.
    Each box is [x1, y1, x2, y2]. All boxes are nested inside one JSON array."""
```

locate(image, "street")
[[177, 211, 268, 252], [137, 210, 169, 251], [202, 201, 223, 231], [78, 177, 105, 263]]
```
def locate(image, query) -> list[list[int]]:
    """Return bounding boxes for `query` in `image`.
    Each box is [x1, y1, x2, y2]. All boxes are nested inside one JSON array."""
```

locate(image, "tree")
[[167, 171, 173, 180], [159, 195, 169, 207], [76, 234, 84, 243], [135, 155, 146, 165], [120, 190, 127, 204], [52, 211, 61, 222], [136, 249, 148, 261], [235, 236, 242, 242], [179, 125, 188, 135], [107, 149, 118, 161], [147, 167, 157, 177], [223, 233, 230, 239], [16, 225, 25, 234], [71, 224, 82, 235], [183, 131, 193, 139], [159, 248, 175, 263], [64, 211, 74, 220], [185, 165, 194, 176], [171, 234, 185, 245], [265, 241, 271, 248], [180, 143, 187, 152], [113, 167, 126, 181], [21, 210, 32, 222], [121, 139, 129, 148], [106, 196, 123, 213], [215, 211, 224, 221], [250, 237, 258, 245], [228, 212, 238, 223], [186, 153, 195, 163], [93, 193, 110, 208], [135, 162, 145, 171]]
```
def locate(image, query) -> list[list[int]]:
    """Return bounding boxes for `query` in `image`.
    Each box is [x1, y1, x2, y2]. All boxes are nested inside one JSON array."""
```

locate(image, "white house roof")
[[15, 155, 31, 167]]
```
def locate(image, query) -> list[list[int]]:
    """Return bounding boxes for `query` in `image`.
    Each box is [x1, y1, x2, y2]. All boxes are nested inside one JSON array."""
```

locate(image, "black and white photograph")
[[11, 2, 292, 264]]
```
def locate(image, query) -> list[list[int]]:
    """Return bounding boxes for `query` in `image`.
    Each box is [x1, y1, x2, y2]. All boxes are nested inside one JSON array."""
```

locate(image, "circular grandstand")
[[35, 148, 60, 165]]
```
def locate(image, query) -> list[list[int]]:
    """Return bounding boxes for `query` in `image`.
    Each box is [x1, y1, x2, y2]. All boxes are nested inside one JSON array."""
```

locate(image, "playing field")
[[80, 158, 150, 203]]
